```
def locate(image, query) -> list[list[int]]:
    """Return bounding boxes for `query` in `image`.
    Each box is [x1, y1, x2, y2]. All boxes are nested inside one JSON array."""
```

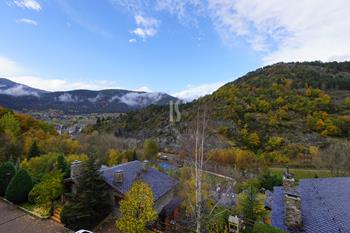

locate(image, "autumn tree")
[[28, 170, 63, 208], [116, 181, 157, 233], [204, 206, 230, 233], [266, 136, 284, 151], [106, 149, 122, 166], [143, 139, 159, 162], [345, 97, 350, 108], [21, 153, 59, 183], [0, 112, 22, 162], [0, 112, 21, 142]]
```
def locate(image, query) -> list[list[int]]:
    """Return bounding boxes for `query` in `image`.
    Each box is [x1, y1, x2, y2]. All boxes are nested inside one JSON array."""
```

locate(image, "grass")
[[203, 171, 233, 187], [269, 167, 333, 180], [20, 202, 51, 218]]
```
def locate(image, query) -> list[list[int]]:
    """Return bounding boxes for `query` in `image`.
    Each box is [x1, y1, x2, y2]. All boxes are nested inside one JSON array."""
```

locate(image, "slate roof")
[[100, 160, 179, 201], [264, 190, 273, 210], [271, 177, 350, 233]]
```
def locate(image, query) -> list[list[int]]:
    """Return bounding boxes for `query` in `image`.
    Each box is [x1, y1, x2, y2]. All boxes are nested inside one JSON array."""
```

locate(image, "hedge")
[[0, 162, 16, 196], [5, 169, 33, 204]]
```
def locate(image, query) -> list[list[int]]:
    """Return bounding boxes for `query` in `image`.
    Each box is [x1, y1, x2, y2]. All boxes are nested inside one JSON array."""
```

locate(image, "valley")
[[1, 61, 349, 233]]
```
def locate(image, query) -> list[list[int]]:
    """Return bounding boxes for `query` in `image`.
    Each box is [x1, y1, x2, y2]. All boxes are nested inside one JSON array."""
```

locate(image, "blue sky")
[[1, 0, 350, 100]]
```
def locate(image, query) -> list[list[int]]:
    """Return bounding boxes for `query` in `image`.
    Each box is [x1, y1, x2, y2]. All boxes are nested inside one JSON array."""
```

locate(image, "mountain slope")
[[91, 61, 350, 163], [0, 78, 177, 114], [0, 78, 47, 96]]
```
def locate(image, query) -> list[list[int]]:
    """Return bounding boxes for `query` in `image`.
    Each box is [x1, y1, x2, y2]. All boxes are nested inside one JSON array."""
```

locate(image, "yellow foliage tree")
[[65, 154, 88, 164], [106, 149, 122, 166], [248, 132, 261, 147], [116, 181, 157, 233], [345, 97, 350, 108], [275, 96, 285, 106]]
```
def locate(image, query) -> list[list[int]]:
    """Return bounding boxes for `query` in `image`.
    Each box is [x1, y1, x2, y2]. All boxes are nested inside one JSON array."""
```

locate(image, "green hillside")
[[89, 61, 350, 166]]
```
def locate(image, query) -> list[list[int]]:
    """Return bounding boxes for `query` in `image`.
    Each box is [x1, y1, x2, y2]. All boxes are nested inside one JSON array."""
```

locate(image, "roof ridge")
[[100, 160, 141, 172]]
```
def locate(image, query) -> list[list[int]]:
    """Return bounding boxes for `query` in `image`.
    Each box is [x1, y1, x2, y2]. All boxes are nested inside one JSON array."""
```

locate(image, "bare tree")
[[320, 140, 350, 176], [178, 107, 236, 233]]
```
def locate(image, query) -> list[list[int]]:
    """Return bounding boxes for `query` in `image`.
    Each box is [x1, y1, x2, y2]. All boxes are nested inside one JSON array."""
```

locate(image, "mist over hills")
[[0, 78, 177, 114]]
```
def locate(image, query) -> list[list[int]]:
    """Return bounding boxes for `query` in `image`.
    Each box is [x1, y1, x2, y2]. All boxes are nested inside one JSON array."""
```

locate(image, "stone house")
[[65, 160, 180, 227], [270, 172, 350, 232]]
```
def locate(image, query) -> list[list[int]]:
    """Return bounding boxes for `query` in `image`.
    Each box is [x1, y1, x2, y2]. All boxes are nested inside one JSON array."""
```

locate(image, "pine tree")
[[143, 139, 159, 162], [56, 154, 69, 178], [61, 155, 111, 230], [0, 161, 16, 196], [28, 140, 40, 159], [239, 184, 264, 226]]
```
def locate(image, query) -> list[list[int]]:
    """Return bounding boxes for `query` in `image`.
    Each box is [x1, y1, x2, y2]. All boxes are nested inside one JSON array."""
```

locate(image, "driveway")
[[0, 200, 72, 233]]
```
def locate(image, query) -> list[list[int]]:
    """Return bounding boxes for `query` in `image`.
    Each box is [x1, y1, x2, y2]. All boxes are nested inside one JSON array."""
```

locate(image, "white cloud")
[[207, 0, 350, 63], [7, 76, 122, 92], [57, 93, 80, 102], [88, 93, 104, 103], [16, 18, 38, 26], [111, 92, 164, 106], [0, 85, 39, 97], [114, 0, 350, 63], [10, 0, 41, 11], [135, 86, 151, 92], [129, 38, 137, 43], [0, 56, 23, 76], [173, 82, 225, 101], [131, 15, 159, 39]]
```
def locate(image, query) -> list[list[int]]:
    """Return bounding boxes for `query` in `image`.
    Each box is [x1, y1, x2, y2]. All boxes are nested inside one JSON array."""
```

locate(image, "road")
[[0, 200, 71, 233]]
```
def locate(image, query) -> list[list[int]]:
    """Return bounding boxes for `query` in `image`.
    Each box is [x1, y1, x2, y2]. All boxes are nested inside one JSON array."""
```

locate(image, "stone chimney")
[[284, 191, 302, 228], [283, 174, 295, 191], [283, 167, 302, 229], [70, 160, 81, 178], [113, 170, 124, 184], [142, 160, 149, 172]]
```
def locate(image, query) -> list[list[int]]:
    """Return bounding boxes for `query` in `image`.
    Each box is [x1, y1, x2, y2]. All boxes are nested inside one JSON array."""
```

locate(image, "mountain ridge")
[[0, 78, 178, 114]]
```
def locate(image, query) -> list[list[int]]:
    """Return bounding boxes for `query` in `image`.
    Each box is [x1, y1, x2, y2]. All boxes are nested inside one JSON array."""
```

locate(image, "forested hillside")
[[91, 61, 350, 166], [0, 107, 79, 163]]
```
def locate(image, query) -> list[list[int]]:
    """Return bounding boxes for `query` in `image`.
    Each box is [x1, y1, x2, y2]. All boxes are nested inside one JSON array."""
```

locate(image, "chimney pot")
[[114, 170, 124, 184], [142, 160, 149, 172]]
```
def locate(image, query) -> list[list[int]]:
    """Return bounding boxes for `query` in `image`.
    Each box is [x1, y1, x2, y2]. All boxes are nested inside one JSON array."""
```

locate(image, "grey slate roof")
[[271, 177, 350, 233], [100, 160, 178, 201], [264, 190, 273, 210]]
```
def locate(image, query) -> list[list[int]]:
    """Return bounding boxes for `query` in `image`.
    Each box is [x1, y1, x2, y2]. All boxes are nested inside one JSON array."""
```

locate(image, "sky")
[[1, 0, 350, 100]]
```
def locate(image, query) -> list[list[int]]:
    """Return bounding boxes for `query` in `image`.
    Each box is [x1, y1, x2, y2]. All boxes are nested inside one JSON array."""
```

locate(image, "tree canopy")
[[116, 181, 157, 233], [28, 170, 63, 206]]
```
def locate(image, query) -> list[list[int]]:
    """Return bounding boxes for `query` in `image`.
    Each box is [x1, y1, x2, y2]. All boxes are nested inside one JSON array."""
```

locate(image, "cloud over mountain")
[[0, 85, 39, 97]]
